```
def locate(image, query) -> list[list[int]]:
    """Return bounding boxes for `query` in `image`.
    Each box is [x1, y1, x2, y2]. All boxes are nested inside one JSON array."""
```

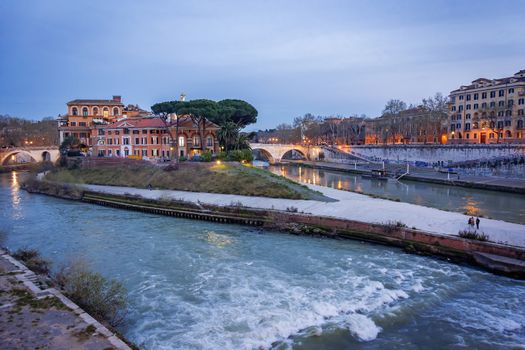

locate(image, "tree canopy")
[[151, 98, 257, 129]]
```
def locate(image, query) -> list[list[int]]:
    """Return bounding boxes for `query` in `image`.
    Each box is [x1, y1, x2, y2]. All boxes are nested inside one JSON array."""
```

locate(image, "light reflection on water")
[[270, 165, 525, 224]]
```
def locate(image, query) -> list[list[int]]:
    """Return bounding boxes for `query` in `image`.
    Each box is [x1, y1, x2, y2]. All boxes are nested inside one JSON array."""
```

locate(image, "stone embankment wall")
[[346, 144, 525, 164]]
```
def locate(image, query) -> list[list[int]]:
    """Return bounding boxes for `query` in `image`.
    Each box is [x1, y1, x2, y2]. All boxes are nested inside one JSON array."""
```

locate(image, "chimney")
[[112, 95, 122, 103]]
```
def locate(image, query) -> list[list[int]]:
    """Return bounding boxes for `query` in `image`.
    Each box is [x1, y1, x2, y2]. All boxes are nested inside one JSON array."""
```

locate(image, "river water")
[[268, 164, 525, 224], [1, 172, 524, 349]]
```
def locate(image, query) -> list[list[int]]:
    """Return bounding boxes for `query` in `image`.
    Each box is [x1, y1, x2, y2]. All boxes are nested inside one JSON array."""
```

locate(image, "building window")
[[93, 107, 99, 116], [113, 107, 119, 116], [79, 122, 86, 127], [518, 120, 524, 128], [123, 138, 129, 145], [70, 122, 77, 126], [135, 138, 139, 144], [497, 121, 504, 129], [459, 105, 463, 112], [498, 111, 504, 117], [473, 93, 479, 100], [489, 133, 494, 139], [490, 101, 496, 108], [451, 106, 456, 111], [499, 101, 505, 107], [107, 138, 112, 145], [207, 136, 213, 147], [519, 98, 525, 105], [474, 133, 478, 139], [133, 130, 139, 134], [465, 123, 471, 131], [481, 102, 487, 109], [82, 107, 88, 116], [456, 123, 461, 129], [499, 89, 504, 97], [506, 110, 512, 117], [482, 92, 487, 99], [98, 129, 105, 136], [519, 110, 524, 116], [72, 107, 78, 116], [505, 120, 512, 127], [466, 104, 471, 110], [103, 107, 109, 118], [459, 95, 464, 100], [473, 103, 478, 109], [466, 113, 471, 119], [508, 100, 514, 107], [490, 91, 496, 98], [509, 88, 515, 94], [466, 94, 471, 101]]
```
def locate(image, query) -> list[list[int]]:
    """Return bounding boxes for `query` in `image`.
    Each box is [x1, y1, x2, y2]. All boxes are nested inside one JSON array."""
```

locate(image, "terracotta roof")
[[67, 99, 123, 106], [102, 116, 220, 130], [105, 118, 167, 129]]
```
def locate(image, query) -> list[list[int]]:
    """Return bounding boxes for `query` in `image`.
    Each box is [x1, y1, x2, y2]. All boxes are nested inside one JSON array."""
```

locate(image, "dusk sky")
[[1, 0, 524, 130]]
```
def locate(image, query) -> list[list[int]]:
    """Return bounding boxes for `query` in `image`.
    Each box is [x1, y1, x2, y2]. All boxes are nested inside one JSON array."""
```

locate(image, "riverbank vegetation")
[[9, 247, 128, 328], [43, 162, 331, 200]]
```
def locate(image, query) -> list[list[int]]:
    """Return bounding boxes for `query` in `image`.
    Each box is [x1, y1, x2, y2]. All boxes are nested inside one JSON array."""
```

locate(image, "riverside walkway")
[[83, 183, 525, 248]]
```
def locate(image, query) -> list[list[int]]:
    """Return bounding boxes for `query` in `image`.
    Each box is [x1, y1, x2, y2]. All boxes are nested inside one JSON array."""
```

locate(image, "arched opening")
[[103, 107, 109, 118], [82, 107, 89, 116], [41, 151, 51, 162], [281, 149, 307, 161], [252, 148, 275, 164], [113, 107, 119, 116], [71, 107, 78, 116], [93, 107, 99, 116], [2, 151, 38, 165]]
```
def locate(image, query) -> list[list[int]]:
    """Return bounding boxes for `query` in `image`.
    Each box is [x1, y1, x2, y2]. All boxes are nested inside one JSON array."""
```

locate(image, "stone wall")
[[346, 144, 525, 164]]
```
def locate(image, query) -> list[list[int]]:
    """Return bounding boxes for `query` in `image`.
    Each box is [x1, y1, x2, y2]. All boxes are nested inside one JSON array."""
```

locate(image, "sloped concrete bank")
[[0, 248, 132, 350], [24, 183, 525, 279]]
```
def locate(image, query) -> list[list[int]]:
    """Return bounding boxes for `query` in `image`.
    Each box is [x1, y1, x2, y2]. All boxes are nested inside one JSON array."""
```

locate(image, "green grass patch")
[[45, 162, 332, 201]]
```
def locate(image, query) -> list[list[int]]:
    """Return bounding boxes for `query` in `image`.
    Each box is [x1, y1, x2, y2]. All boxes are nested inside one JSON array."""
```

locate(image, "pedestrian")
[[467, 217, 473, 227], [148, 184, 152, 191], [476, 217, 480, 230]]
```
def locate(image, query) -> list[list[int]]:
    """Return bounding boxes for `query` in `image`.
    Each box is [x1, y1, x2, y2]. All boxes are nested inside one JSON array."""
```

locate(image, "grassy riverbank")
[[43, 162, 331, 200]]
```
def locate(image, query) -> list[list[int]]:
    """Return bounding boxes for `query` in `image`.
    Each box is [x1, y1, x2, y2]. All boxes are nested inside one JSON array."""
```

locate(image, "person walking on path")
[[476, 217, 480, 230]]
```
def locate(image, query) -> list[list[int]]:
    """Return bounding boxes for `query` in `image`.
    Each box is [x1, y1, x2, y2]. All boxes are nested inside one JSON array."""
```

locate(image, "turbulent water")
[[1, 172, 524, 349]]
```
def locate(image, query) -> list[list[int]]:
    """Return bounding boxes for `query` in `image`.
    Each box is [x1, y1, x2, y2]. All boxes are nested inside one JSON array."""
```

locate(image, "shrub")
[[12, 248, 51, 275], [55, 260, 128, 327], [216, 151, 227, 160], [179, 156, 187, 161], [383, 221, 407, 233], [286, 206, 298, 213], [200, 151, 213, 162], [458, 230, 489, 241], [227, 149, 253, 162]]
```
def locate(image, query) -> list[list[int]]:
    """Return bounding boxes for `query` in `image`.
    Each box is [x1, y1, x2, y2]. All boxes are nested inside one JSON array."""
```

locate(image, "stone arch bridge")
[[249, 143, 319, 163], [0, 147, 60, 166]]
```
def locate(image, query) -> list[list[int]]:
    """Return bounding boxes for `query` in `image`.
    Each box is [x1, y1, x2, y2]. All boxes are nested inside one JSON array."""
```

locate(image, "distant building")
[[58, 96, 127, 146], [448, 70, 525, 144], [91, 116, 219, 159], [58, 96, 219, 160], [365, 108, 448, 145]]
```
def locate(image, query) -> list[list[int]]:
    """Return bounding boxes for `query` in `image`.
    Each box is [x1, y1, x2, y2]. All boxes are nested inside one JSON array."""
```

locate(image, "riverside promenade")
[[282, 160, 525, 193], [83, 183, 525, 249]]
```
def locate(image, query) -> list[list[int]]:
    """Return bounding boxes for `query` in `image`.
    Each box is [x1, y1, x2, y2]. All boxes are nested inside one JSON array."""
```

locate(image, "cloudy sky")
[[1, 0, 524, 130]]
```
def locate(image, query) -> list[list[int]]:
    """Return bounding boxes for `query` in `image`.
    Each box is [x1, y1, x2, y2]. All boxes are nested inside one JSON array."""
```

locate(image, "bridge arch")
[[42, 151, 51, 162], [1, 150, 38, 165], [251, 148, 276, 164], [281, 148, 307, 160]]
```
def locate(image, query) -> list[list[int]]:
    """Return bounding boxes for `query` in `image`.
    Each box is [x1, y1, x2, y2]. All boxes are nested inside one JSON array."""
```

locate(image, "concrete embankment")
[[23, 180, 525, 279], [0, 248, 132, 350]]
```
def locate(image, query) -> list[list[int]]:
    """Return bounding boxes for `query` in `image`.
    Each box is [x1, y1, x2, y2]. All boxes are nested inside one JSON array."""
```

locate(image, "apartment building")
[[448, 70, 525, 143]]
